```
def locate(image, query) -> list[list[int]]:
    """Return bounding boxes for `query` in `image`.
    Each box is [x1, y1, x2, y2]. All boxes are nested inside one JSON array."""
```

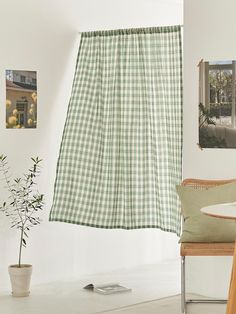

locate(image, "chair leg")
[[181, 256, 186, 314], [226, 241, 236, 314], [181, 255, 227, 314]]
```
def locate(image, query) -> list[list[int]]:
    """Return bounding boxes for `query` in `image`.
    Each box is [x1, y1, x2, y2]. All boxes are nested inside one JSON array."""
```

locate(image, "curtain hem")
[[49, 216, 181, 236]]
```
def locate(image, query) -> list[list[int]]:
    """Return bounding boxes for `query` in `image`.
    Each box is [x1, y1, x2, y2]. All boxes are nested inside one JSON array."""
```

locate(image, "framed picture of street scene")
[[198, 60, 236, 148], [6, 70, 37, 129]]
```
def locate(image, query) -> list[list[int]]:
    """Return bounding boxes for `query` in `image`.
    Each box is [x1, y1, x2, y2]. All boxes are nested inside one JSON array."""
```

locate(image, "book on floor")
[[83, 283, 132, 295]]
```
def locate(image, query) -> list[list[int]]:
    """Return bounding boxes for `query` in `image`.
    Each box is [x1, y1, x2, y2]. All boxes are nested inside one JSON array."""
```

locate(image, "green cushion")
[[176, 181, 236, 243]]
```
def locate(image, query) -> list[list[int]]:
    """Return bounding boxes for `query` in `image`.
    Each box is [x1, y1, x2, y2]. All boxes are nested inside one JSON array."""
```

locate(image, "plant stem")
[[18, 227, 24, 268], [1, 161, 23, 225], [1, 160, 24, 266]]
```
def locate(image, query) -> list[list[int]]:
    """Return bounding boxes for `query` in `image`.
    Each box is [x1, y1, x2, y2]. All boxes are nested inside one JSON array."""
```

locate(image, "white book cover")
[[83, 283, 132, 295]]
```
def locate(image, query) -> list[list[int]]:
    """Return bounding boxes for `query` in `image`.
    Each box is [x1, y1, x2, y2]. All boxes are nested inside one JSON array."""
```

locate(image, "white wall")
[[184, 0, 236, 298], [0, 0, 183, 290]]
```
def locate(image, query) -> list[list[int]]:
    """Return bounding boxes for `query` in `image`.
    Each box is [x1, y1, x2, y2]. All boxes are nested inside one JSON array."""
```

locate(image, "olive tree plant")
[[0, 155, 44, 267]]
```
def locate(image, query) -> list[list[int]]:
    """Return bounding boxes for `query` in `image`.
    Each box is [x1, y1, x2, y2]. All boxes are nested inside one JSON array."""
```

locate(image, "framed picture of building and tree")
[[198, 60, 236, 148], [6, 70, 37, 129]]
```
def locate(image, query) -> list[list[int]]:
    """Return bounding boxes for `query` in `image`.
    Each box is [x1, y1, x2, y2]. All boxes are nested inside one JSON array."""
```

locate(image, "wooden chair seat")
[[181, 242, 235, 257]]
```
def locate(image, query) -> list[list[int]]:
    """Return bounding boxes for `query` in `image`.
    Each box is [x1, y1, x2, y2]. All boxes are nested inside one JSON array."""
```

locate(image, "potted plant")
[[0, 155, 44, 297]]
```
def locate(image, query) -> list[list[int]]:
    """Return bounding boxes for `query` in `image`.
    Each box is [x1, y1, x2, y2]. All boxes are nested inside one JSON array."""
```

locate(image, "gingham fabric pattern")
[[50, 26, 183, 235]]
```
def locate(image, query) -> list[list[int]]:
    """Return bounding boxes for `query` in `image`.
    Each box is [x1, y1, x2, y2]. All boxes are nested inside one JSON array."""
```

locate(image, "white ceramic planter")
[[8, 264, 32, 297]]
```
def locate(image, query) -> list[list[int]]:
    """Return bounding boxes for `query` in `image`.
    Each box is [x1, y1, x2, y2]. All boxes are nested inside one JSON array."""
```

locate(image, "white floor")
[[99, 295, 226, 314], [0, 259, 181, 314]]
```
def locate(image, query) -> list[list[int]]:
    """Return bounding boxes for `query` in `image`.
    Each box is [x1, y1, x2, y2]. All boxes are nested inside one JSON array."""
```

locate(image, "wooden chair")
[[180, 178, 236, 314]]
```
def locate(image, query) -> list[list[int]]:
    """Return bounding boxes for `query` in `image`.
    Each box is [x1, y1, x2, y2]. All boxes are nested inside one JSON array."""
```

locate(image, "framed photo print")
[[6, 70, 37, 129]]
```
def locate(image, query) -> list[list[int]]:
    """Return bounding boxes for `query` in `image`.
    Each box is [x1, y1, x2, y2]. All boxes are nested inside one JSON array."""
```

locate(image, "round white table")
[[201, 203, 236, 314]]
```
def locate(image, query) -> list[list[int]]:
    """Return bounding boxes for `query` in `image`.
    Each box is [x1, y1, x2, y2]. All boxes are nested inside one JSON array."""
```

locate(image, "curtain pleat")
[[50, 25, 183, 235]]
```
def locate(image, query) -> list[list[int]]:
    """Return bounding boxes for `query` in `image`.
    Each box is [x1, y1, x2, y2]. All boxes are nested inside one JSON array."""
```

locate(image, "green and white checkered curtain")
[[50, 26, 183, 235]]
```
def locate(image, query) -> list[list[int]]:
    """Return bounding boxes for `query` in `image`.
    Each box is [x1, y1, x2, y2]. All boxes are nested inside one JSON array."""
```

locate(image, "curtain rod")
[[78, 25, 184, 34]]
